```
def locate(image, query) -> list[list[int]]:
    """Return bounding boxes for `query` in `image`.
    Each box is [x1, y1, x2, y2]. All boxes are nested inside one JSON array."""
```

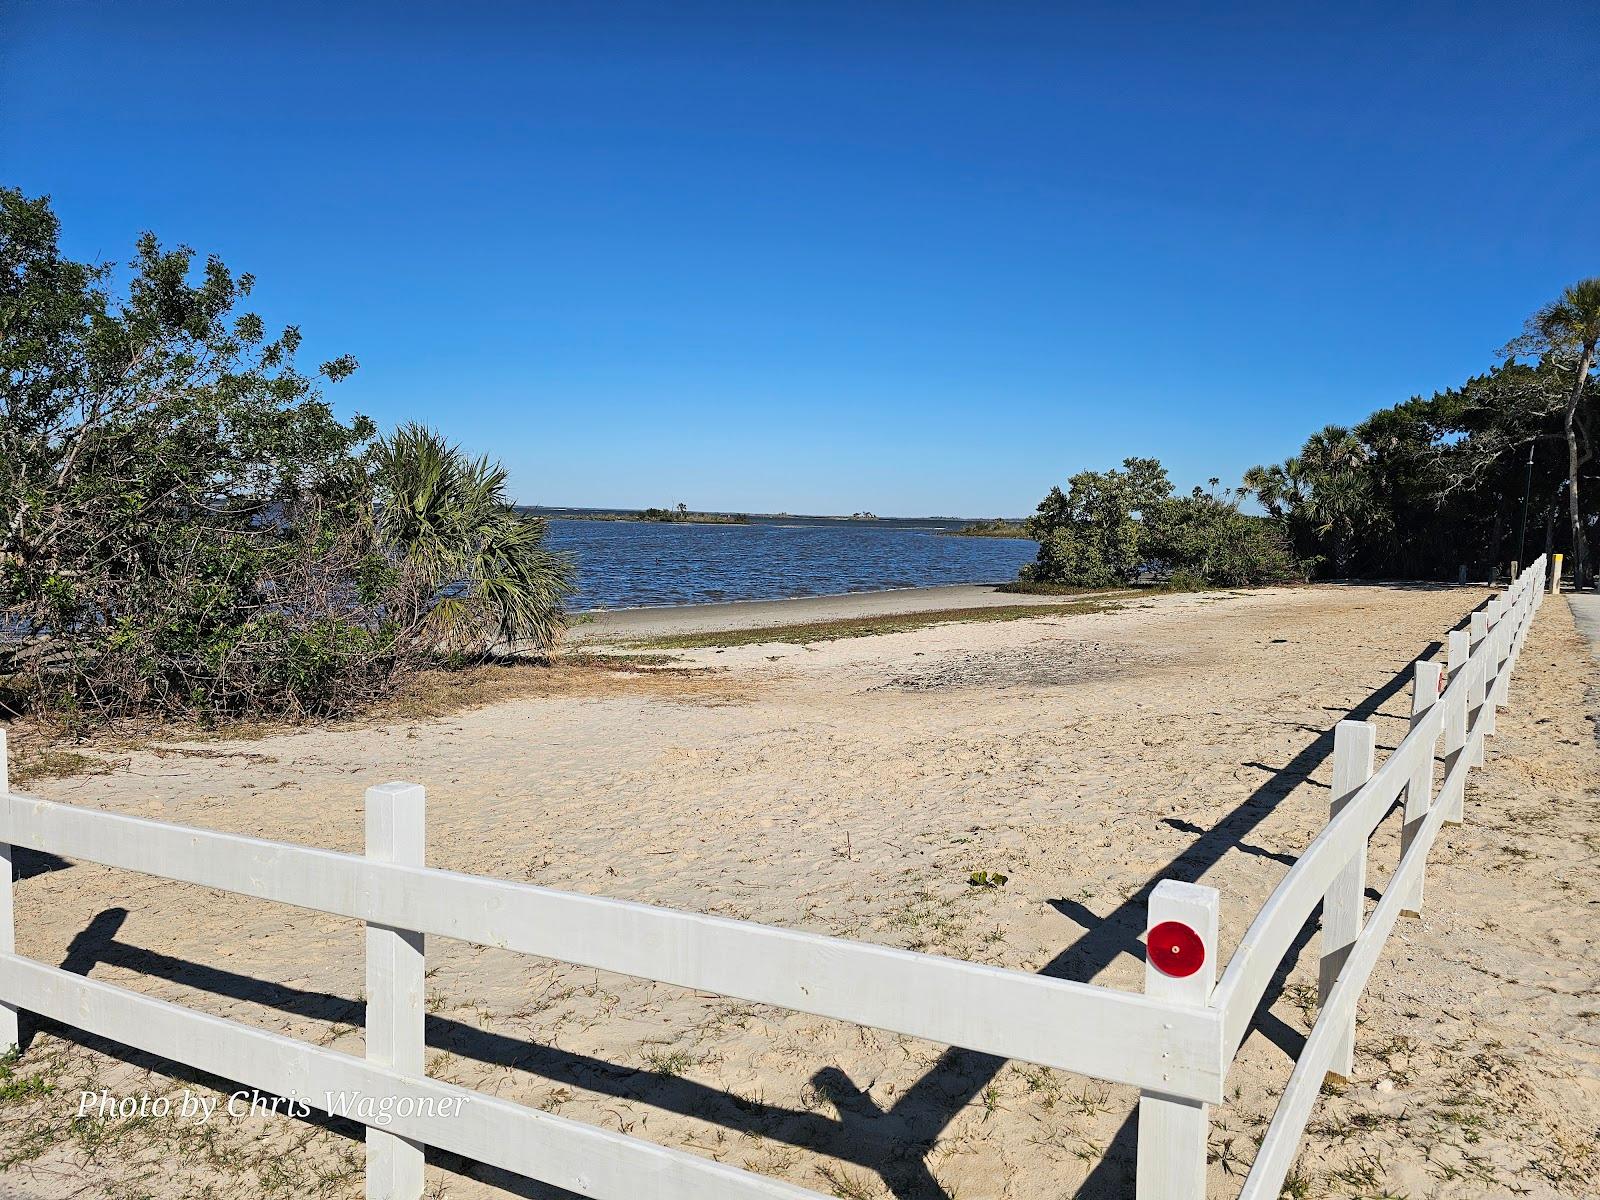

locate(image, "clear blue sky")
[[4, 2, 1596, 516]]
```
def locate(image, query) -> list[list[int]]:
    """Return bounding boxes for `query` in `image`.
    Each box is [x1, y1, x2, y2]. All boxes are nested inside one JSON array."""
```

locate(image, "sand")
[[568, 582, 1076, 643], [1, 584, 1597, 1199]]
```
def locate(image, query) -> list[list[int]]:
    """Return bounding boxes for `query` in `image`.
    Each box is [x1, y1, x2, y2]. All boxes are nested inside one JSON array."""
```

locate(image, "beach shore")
[[569, 582, 1079, 642], [4, 584, 1597, 1199]]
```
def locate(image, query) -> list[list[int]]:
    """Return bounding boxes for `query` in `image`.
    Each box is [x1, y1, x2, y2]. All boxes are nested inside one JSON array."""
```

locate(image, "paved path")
[[1570, 593, 1600, 660]]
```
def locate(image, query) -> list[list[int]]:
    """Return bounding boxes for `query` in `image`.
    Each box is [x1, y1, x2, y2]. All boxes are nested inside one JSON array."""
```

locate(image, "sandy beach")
[[2, 584, 1597, 1199], [569, 583, 1072, 643]]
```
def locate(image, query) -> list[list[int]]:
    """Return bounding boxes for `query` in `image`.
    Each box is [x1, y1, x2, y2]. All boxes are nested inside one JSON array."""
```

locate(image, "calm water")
[[532, 512, 1037, 611]]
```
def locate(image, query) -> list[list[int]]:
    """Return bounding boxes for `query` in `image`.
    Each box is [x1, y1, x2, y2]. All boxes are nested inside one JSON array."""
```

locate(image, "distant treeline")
[[639, 506, 749, 524], [548, 506, 750, 524], [1019, 278, 1600, 589]]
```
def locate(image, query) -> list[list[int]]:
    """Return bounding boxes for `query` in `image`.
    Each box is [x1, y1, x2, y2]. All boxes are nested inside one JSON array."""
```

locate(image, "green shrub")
[[1142, 487, 1305, 588], [0, 189, 570, 726], [1019, 463, 1305, 591], [1021, 458, 1169, 587]]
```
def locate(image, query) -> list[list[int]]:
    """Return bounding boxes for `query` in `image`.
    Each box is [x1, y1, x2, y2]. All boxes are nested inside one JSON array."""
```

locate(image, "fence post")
[[1481, 608, 1499, 737], [1401, 661, 1442, 916], [1506, 586, 1525, 675], [0, 730, 16, 1054], [1320, 720, 1374, 1081], [1443, 630, 1469, 824], [1492, 598, 1514, 710], [1136, 879, 1219, 1200], [1467, 611, 1489, 765], [366, 782, 426, 1200], [1551, 553, 1563, 595]]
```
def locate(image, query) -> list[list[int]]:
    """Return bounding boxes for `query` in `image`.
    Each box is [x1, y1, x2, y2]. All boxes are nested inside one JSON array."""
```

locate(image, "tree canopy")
[[1022, 460, 1302, 589], [1245, 322, 1596, 582], [1021, 278, 1598, 590], [1, 188, 570, 725]]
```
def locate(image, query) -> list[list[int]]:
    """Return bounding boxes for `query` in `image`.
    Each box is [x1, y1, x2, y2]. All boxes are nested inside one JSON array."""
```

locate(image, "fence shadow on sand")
[[36, 647, 1434, 1200]]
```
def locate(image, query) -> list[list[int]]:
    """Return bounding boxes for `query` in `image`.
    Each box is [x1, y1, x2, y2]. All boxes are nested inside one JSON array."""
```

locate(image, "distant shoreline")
[[521, 507, 767, 523], [526, 508, 748, 525], [567, 581, 1076, 640], [524, 506, 1029, 526]]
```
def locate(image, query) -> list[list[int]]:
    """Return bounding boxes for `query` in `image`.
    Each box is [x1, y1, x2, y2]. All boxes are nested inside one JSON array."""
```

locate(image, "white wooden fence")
[[0, 556, 1548, 1199]]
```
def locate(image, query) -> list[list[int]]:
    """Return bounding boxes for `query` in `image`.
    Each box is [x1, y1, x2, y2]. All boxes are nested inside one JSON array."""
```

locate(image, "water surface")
[[533, 512, 1037, 610]]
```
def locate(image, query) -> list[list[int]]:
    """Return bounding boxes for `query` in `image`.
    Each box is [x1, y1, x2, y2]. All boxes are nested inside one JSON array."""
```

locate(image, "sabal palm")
[[373, 423, 572, 652], [1248, 428, 1383, 574]]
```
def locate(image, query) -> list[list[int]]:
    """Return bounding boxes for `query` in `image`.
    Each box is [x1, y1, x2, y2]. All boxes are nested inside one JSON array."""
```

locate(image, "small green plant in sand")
[[968, 870, 1008, 889], [0, 1048, 52, 1104]]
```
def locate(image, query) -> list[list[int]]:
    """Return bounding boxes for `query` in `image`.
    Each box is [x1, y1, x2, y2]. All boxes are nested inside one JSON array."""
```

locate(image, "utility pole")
[[1516, 440, 1536, 571]]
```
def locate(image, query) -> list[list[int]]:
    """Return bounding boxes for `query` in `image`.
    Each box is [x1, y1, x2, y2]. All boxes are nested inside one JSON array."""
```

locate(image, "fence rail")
[[0, 555, 1549, 1199]]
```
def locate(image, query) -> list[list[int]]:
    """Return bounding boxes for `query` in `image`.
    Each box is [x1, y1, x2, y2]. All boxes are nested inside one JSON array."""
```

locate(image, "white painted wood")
[[1483, 601, 1501, 715], [1492, 598, 1513, 709], [1400, 661, 1441, 916], [1465, 662, 1494, 778], [1319, 720, 1374, 1081], [1219, 583, 1539, 1189], [1506, 573, 1535, 675], [366, 783, 426, 1200], [1446, 628, 1469, 683], [1136, 881, 1219, 1200], [1467, 611, 1488, 765], [0, 792, 1225, 1100], [1236, 775, 1455, 1200], [0, 954, 828, 1200], [1491, 598, 1504, 694], [1442, 630, 1470, 824], [0, 730, 15, 1053], [1211, 712, 1427, 1056]]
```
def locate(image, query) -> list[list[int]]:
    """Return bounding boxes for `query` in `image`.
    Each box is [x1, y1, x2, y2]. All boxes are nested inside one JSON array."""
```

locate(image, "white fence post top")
[[1411, 661, 1443, 714], [366, 782, 426, 854], [1332, 720, 1376, 784], [1146, 880, 1220, 1000], [367, 780, 426, 805]]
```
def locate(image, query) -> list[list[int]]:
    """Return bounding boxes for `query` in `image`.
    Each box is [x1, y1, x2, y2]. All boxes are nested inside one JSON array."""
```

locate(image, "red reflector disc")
[[1148, 920, 1206, 978]]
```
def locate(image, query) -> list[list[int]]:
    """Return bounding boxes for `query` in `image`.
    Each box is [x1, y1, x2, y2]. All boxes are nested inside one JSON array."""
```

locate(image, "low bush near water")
[[1019, 460, 1306, 590]]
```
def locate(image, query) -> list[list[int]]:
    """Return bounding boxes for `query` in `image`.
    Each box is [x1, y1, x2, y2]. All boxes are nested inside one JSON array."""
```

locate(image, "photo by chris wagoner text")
[[76, 1088, 467, 1127]]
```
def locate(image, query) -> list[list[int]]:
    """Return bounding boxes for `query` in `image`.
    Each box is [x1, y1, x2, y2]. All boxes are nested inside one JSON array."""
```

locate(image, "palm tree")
[[1518, 279, 1600, 587], [1249, 427, 1386, 576], [372, 423, 573, 653]]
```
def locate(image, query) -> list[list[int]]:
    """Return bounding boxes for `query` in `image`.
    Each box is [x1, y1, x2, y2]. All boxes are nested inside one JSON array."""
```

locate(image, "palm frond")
[[373, 424, 573, 654]]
